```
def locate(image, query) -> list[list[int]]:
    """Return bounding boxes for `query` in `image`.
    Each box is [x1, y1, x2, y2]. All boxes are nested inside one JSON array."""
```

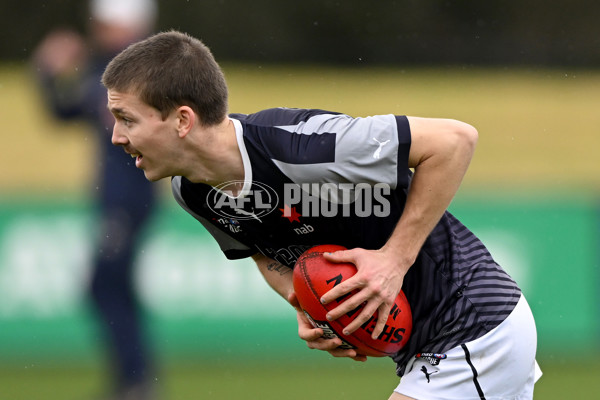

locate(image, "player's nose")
[[111, 126, 128, 146]]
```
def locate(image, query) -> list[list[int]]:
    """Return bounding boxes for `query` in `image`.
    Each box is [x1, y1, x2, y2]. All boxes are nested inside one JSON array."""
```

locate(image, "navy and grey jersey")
[[171, 107, 521, 375]]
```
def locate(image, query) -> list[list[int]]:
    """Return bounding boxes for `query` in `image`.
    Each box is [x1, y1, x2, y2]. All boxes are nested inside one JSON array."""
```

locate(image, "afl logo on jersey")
[[207, 180, 279, 221]]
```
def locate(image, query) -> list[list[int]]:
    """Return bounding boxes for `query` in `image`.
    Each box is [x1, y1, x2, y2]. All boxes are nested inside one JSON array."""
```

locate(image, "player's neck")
[[183, 118, 244, 188]]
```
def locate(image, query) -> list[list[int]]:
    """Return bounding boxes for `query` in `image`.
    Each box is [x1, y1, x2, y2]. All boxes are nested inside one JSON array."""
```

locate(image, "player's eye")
[[120, 117, 133, 127]]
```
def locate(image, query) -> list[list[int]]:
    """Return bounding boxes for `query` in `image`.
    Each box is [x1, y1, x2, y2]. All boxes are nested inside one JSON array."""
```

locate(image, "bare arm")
[[387, 117, 478, 266], [252, 254, 295, 301], [321, 117, 478, 338]]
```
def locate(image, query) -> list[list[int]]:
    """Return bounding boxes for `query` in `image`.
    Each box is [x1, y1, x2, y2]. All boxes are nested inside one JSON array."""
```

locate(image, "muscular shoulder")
[[407, 117, 478, 169]]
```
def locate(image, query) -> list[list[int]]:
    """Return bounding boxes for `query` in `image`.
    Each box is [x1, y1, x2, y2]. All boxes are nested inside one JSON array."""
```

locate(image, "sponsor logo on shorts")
[[416, 352, 447, 366], [420, 366, 438, 383]]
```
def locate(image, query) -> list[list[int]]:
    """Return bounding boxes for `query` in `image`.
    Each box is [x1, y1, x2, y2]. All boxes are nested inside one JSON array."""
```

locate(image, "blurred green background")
[[1, 1, 600, 399]]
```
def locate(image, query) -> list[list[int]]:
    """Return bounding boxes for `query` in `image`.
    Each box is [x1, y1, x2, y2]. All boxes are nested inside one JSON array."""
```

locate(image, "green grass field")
[[1, 357, 598, 400]]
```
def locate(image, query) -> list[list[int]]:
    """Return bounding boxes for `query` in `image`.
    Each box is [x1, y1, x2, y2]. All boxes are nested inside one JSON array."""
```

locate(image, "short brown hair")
[[102, 30, 228, 126]]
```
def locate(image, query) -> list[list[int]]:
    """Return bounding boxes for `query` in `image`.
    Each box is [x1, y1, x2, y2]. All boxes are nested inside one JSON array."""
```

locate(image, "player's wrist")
[[379, 242, 417, 274]]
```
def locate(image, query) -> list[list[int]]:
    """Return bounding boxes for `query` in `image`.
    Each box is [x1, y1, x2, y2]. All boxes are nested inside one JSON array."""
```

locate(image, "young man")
[[102, 30, 541, 399]]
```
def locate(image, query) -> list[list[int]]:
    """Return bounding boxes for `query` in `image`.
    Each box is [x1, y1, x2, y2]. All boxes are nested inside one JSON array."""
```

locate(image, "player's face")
[[108, 90, 179, 181]]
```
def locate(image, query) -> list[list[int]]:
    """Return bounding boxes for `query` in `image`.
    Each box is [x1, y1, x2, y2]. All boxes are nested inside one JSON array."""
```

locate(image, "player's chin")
[[142, 168, 168, 182]]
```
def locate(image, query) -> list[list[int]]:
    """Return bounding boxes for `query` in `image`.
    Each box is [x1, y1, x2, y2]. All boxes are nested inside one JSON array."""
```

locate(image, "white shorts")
[[394, 295, 542, 400]]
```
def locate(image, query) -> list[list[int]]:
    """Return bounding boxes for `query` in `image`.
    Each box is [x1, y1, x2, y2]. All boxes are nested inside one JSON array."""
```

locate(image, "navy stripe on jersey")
[[230, 107, 339, 127], [395, 115, 411, 187], [231, 108, 339, 164], [249, 128, 336, 164]]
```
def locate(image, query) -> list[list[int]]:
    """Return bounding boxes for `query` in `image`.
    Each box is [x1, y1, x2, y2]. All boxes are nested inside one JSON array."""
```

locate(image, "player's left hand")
[[320, 247, 408, 340], [287, 292, 367, 362]]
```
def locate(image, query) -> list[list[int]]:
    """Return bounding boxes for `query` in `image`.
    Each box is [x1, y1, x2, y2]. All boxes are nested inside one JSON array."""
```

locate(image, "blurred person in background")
[[32, 1, 159, 399]]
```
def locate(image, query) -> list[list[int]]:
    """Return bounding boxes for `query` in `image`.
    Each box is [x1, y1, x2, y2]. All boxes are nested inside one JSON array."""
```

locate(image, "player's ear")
[[175, 106, 196, 138]]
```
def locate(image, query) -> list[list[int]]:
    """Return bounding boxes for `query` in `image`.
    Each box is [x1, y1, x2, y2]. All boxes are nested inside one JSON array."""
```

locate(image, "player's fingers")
[[306, 337, 343, 351], [296, 312, 323, 341], [298, 326, 324, 341], [320, 275, 364, 305], [324, 288, 368, 321], [326, 347, 362, 359], [320, 249, 363, 305], [350, 354, 368, 362], [299, 327, 326, 342], [371, 302, 393, 340], [322, 249, 354, 263], [340, 300, 380, 335], [326, 347, 367, 362]]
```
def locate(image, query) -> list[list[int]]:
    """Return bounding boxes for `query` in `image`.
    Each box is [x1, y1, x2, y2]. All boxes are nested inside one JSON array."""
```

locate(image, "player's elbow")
[[448, 119, 478, 157]]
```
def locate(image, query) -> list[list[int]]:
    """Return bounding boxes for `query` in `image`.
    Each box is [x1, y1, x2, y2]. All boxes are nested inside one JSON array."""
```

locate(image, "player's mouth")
[[130, 152, 143, 168]]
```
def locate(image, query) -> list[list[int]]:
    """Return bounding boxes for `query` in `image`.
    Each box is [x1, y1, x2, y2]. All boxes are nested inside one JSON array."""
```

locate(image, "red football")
[[293, 244, 412, 357]]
